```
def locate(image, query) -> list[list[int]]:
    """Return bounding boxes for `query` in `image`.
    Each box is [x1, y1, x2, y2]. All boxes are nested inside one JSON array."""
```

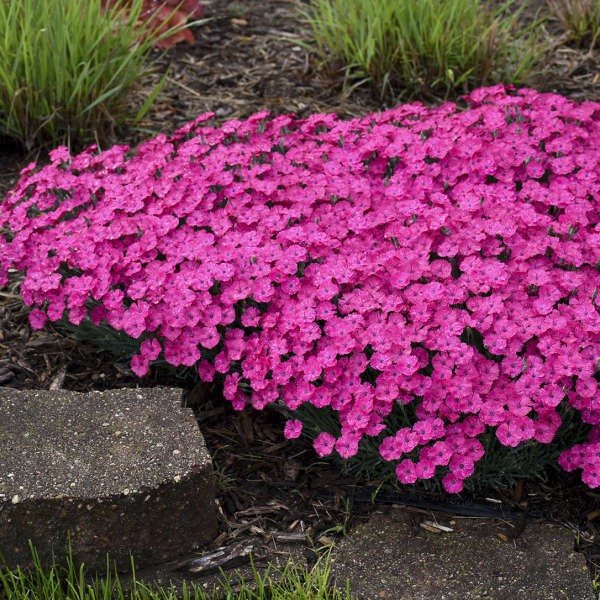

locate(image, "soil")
[[1, 0, 600, 584]]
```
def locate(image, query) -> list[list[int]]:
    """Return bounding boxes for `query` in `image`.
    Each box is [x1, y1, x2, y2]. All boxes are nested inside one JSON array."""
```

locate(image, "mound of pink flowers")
[[2, 83, 600, 492]]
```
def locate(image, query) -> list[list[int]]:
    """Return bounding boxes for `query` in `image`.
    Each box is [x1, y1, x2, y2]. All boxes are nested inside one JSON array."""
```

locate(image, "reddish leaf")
[[100, 0, 203, 49]]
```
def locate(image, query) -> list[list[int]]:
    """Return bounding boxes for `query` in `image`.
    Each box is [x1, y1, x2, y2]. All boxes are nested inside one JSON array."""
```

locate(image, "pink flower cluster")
[[3, 84, 600, 492]]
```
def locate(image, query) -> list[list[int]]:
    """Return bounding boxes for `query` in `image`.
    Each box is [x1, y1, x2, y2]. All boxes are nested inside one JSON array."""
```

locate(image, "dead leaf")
[[421, 519, 453, 533], [420, 522, 442, 534]]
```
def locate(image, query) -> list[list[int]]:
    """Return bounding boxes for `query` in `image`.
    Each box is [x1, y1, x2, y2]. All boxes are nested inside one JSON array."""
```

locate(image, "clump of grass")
[[547, 0, 600, 49], [298, 0, 547, 102], [0, 540, 353, 600], [592, 568, 600, 600], [0, 0, 197, 152]]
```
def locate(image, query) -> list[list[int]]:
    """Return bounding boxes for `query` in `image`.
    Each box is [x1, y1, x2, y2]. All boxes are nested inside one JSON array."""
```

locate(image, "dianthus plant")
[[3, 84, 600, 493]]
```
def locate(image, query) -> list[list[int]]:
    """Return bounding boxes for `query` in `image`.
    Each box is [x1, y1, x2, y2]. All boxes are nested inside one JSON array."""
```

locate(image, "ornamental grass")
[[0, 0, 199, 152], [547, 0, 600, 49], [298, 0, 547, 101]]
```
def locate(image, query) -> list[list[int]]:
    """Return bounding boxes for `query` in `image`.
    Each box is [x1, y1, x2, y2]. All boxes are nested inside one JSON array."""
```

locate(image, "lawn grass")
[[0, 541, 353, 600]]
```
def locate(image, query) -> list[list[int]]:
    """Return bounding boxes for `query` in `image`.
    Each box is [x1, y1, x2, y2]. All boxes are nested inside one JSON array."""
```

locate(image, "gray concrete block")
[[329, 508, 595, 600], [0, 387, 217, 574]]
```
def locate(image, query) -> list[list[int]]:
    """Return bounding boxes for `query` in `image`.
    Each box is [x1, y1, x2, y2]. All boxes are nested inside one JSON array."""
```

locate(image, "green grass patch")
[[0, 540, 353, 600], [0, 0, 198, 152], [298, 0, 547, 101]]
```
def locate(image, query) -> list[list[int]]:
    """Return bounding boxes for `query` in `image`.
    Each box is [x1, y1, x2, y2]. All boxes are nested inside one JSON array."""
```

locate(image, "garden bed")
[[1, 0, 600, 584]]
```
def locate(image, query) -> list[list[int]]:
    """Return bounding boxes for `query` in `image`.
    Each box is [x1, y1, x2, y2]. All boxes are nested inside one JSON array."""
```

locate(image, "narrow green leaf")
[[134, 65, 171, 124]]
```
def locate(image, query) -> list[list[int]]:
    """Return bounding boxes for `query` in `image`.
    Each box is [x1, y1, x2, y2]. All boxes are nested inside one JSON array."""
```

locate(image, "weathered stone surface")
[[329, 507, 595, 600], [0, 387, 217, 574]]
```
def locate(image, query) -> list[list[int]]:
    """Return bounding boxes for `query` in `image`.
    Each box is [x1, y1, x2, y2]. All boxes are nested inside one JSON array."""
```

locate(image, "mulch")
[[1, 0, 600, 582]]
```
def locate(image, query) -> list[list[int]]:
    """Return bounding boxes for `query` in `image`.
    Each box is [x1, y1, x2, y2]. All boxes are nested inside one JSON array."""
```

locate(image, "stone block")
[[329, 508, 595, 600], [0, 387, 217, 574]]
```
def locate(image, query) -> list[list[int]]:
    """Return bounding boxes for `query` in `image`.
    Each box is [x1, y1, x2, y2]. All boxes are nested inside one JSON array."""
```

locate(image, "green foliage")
[[547, 0, 600, 49], [283, 398, 591, 494], [297, 0, 548, 101], [51, 313, 199, 382], [0, 0, 194, 152], [54, 313, 147, 361], [0, 540, 352, 600]]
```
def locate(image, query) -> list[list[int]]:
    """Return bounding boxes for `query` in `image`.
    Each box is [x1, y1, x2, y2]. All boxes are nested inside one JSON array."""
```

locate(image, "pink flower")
[[342, 409, 368, 431], [412, 418, 445, 443], [449, 455, 475, 479], [28, 308, 47, 330], [461, 416, 485, 438], [68, 306, 87, 325], [231, 390, 247, 411], [197, 326, 220, 349], [130, 354, 149, 377], [442, 473, 464, 493], [395, 427, 419, 453], [223, 373, 241, 401], [311, 386, 332, 408], [540, 384, 565, 408], [284, 419, 303, 439], [314, 432, 336, 457], [48, 145, 71, 164], [252, 391, 271, 410], [214, 351, 230, 373], [576, 376, 597, 399], [496, 419, 520, 447], [463, 438, 485, 462], [364, 417, 386, 436], [140, 338, 161, 361], [506, 394, 533, 418], [241, 306, 261, 327], [396, 459, 418, 484], [582, 464, 600, 488], [335, 433, 360, 459], [415, 460, 436, 479], [122, 301, 149, 339], [197, 360, 215, 382], [379, 436, 403, 461], [479, 400, 506, 426], [426, 441, 453, 466]]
